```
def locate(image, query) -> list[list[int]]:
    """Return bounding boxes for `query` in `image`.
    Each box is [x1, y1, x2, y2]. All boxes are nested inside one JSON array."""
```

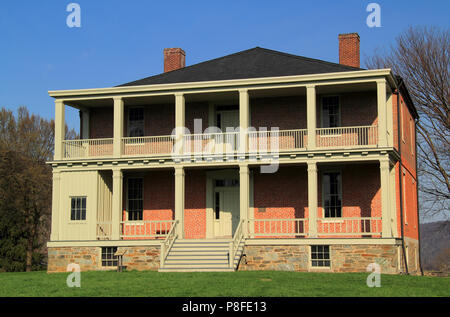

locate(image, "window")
[[311, 245, 330, 267], [128, 108, 144, 137], [70, 197, 86, 221], [128, 178, 143, 221], [323, 172, 342, 218], [321, 96, 340, 128], [215, 179, 239, 187], [101, 247, 118, 267]]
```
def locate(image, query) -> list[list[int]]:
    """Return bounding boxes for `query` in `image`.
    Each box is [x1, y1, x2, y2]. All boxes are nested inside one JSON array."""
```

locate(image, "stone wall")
[[239, 244, 400, 274], [47, 246, 160, 273]]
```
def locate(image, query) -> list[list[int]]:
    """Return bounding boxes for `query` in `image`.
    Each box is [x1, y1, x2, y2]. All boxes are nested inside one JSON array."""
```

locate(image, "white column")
[[377, 79, 388, 147], [239, 164, 250, 237], [239, 89, 249, 156], [175, 93, 185, 155], [54, 100, 65, 160], [307, 161, 318, 237], [111, 168, 123, 240], [390, 163, 398, 237], [175, 166, 185, 238], [50, 171, 61, 241], [380, 158, 392, 238], [113, 97, 124, 158], [306, 85, 316, 150]]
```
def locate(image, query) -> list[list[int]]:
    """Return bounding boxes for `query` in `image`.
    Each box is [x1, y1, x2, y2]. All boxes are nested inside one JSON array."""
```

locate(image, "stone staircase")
[[158, 239, 245, 272]]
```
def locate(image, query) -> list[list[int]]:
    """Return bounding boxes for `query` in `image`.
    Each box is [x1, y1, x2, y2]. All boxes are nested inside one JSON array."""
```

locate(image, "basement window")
[[311, 245, 330, 267], [70, 197, 86, 221], [101, 247, 118, 267]]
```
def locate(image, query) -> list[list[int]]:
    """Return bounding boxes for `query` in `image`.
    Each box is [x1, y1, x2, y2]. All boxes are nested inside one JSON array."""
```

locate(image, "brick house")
[[47, 33, 420, 274]]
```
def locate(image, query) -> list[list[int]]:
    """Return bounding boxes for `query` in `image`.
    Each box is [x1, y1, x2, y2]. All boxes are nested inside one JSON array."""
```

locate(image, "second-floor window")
[[323, 172, 342, 218], [321, 96, 340, 128], [127, 178, 143, 221], [128, 108, 144, 137]]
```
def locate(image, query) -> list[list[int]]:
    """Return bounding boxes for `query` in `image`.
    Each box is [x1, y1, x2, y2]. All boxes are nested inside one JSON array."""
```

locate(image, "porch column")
[[50, 171, 61, 241], [239, 89, 249, 156], [380, 158, 392, 237], [175, 166, 185, 238], [239, 164, 250, 237], [111, 168, 123, 240], [307, 161, 318, 237], [377, 79, 388, 147], [306, 85, 316, 150], [113, 97, 124, 158], [175, 93, 185, 155], [54, 100, 65, 160]]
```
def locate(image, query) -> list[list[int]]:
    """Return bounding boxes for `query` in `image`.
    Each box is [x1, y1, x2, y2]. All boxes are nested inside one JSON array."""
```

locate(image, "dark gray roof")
[[118, 47, 363, 87]]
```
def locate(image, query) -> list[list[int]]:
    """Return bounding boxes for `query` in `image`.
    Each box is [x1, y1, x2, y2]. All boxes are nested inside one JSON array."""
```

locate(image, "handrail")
[[160, 220, 178, 268], [229, 219, 245, 269]]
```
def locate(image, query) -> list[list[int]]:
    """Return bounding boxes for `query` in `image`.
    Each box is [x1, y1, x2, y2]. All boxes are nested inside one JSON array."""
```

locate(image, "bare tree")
[[365, 26, 449, 221]]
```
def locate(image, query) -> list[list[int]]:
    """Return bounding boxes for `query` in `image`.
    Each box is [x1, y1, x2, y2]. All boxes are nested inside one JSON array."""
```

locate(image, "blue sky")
[[0, 0, 449, 130]]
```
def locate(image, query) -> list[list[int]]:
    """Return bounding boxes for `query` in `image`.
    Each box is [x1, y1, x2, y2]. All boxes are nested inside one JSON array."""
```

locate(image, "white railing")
[[248, 129, 307, 152], [120, 220, 176, 239], [160, 220, 179, 268], [316, 125, 377, 148], [229, 219, 245, 269], [122, 135, 174, 156], [317, 217, 382, 236], [63, 138, 113, 159], [96, 221, 112, 240], [248, 218, 308, 237], [184, 132, 240, 156]]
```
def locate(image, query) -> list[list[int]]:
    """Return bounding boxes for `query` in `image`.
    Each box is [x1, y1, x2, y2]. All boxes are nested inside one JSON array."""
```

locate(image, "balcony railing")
[[120, 220, 175, 239], [63, 138, 113, 159], [317, 217, 382, 236], [122, 135, 174, 156], [60, 126, 379, 159], [184, 132, 239, 155], [316, 125, 377, 148], [248, 218, 308, 237], [248, 129, 307, 152]]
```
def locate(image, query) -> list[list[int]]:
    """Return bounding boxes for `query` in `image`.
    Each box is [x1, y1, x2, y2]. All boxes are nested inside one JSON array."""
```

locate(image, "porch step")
[[159, 239, 245, 272]]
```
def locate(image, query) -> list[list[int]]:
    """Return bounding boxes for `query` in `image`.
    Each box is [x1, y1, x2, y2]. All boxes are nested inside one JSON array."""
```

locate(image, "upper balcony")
[[51, 71, 395, 163]]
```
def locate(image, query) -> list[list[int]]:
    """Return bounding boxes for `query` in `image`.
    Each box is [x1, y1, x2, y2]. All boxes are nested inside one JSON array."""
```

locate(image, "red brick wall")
[[251, 96, 306, 130], [253, 166, 308, 219], [89, 107, 113, 138], [186, 102, 209, 133], [184, 169, 207, 239], [338, 33, 360, 68], [316, 91, 377, 127]]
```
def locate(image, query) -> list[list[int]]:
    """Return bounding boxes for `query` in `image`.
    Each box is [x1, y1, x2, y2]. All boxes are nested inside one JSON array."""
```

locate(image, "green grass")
[[0, 270, 448, 297]]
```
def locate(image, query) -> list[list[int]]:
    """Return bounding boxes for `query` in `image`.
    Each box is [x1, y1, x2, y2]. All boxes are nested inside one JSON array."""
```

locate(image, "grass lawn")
[[0, 270, 448, 297]]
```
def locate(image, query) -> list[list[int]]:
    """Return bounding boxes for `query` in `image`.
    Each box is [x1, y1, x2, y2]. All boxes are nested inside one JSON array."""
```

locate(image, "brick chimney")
[[164, 48, 185, 72], [338, 33, 360, 68]]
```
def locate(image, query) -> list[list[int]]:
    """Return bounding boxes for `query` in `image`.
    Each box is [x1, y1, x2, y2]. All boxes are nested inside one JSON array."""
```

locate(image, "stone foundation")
[[238, 244, 401, 274], [47, 246, 160, 273]]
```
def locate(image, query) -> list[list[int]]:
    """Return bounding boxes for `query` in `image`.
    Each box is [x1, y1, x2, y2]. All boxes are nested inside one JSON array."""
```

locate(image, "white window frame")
[[309, 245, 331, 269]]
